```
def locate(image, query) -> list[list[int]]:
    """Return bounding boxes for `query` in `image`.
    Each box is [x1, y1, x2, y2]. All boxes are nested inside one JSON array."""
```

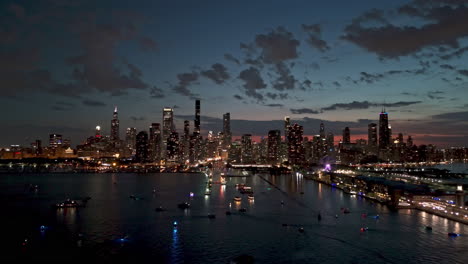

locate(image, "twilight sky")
[[1, 0, 467, 147]]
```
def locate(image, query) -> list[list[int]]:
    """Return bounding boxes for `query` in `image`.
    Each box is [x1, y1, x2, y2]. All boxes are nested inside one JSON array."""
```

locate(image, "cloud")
[[322, 101, 422, 111], [130, 116, 146, 122], [427, 90, 445, 100], [343, 3, 468, 58], [82, 99, 106, 107], [265, 92, 288, 100], [238, 67, 267, 101], [432, 111, 468, 121], [272, 62, 297, 91], [265, 103, 284, 108], [290, 108, 321, 114], [200, 63, 230, 84], [254, 26, 300, 63], [233, 94, 244, 100], [0, 2, 155, 98], [172, 72, 199, 99], [150, 86, 165, 98], [301, 24, 330, 52], [224, 53, 240, 65]]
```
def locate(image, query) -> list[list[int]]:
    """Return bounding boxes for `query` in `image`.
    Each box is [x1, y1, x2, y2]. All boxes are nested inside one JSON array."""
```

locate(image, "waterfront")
[[1, 172, 467, 263]]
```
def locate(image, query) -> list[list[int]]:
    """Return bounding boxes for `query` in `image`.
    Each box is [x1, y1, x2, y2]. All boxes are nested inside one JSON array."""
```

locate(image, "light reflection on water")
[[0, 172, 467, 263]]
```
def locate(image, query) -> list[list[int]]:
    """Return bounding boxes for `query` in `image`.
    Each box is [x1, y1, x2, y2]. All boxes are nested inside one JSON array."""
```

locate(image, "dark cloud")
[[224, 53, 240, 65], [200, 63, 230, 84], [173, 105, 180, 109], [301, 24, 330, 52], [333, 81, 341, 87], [353, 68, 427, 84], [272, 62, 297, 91], [322, 101, 422, 111], [440, 64, 455, 70], [254, 26, 300, 63], [233, 94, 244, 100], [427, 90, 445, 100], [343, 3, 468, 58], [439, 46, 468, 60], [172, 72, 199, 99], [458, 69, 468, 76], [82, 99, 106, 107], [150, 86, 165, 99], [401, 92, 417, 96], [238, 67, 267, 101], [290, 108, 321, 114], [432, 111, 468, 121], [0, 2, 154, 98], [265, 92, 288, 100], [265, 103, 284, 108]]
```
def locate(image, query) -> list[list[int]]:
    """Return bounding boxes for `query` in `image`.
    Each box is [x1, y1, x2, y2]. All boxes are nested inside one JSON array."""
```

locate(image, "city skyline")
[[1, 0, 468, 147]]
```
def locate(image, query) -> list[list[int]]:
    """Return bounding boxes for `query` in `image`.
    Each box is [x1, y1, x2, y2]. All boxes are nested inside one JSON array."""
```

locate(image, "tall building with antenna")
[[111, 106, 120, 143]]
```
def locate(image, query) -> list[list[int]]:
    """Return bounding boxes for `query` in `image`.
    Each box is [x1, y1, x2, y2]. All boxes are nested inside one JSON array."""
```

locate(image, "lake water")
[[1, 172, 467, 263]]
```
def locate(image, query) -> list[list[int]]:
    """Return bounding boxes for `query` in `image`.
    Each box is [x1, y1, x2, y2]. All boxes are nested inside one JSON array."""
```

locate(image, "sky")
[[1, 0, 467, 148]]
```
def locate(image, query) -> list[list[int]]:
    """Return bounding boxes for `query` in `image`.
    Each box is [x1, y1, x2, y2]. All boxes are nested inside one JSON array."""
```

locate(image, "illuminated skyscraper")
[[267, 130, 281, 164], [194, 99, 200, 134], [343, 127, 351, 144], [368, 123, 378, 147], [284, 116, 290, 142], [111, 106, 120, 143], [287, 124, 304, 165], [162, 107, 174, 157], [136, 131, 148, 163], [167, 131, 179, 161], [223, 113, 231, 148], [149, 123, 161, 162], [379, 109, 390, 149], [125, 127, 137, 155], [241, 134, 253, 163], [95, 126, 101, 138], [49, 134, 62, 148]]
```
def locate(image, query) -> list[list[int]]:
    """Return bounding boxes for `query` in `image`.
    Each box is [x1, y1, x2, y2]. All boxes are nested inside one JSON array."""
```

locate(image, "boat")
[[239, 208, 247, 212], [239, 186, 253, 194], [448, 232, 460, 237], [208, 214, 216, 219], [177, 202, 190, 209], [342, 208, 350, 214], [360, 227, 369, 232], [425, 226, 432, 231], [248, 194, 254, 200], [234, 196, 242, 202], [52, 199, 86, 209], [298, 227, 305, 233]]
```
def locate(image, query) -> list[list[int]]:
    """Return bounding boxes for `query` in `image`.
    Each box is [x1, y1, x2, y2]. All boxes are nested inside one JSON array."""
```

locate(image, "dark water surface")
[[1, 172, 467, 263]]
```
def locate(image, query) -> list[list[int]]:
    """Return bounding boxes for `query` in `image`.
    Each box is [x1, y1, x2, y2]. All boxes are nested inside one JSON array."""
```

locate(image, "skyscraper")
[[125, 127, 137, 155], [223, 112, 231, 148], [149, 123, 161, 162], [241, 134, 253, 163], [343, 127, 351, 144], [368, 123, 378, 147], [95, 126, 101, 138], [111, 106, 120, 143], [287, 124, 304, 165], [49, 134, 62, 148], [166, 131, 179, 161], [284, 116, 290, 142], [267, 130, 281, 164], [136, 131, 148, 163], [194, 99, 200, 134], [162, 107, 174, 157], [319, 122, 325, 138], [379, 109, 390, 149]]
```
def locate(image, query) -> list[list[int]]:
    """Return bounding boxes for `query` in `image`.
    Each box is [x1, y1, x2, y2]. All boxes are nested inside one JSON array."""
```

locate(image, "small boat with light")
[[234, 196, 242, 202], [248, 194, 254, 200], [448, 232, 460, 237]]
